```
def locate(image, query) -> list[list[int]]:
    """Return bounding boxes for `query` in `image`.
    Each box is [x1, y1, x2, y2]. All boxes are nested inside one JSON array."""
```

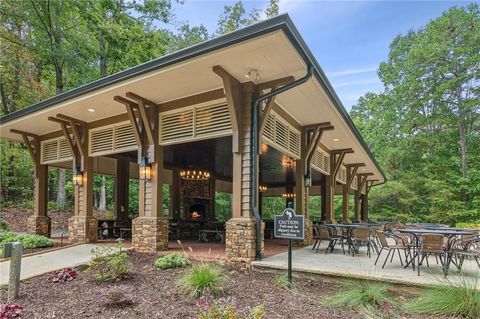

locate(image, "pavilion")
[[0, 14, 385, 265]]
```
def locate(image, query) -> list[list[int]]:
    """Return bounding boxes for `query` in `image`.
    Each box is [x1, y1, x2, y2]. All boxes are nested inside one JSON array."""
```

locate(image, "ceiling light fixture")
[[333, 138, 340, 142], [87, 108, 95, 113], [245, 69, 260, 83], [180, 168, 210, 181]]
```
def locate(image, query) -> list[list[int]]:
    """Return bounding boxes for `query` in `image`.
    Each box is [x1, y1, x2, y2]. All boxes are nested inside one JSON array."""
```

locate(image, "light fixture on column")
[[73, 167, 83, 186], [259, 185, 268, 192], [282, 193, 296, 199], [304, 174, 312, 187], [179, 167, 210, 181], [139, 157, 152, 180]]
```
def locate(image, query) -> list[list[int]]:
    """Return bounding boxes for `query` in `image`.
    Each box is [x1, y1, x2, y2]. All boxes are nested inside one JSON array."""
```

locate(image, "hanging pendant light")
[[179, 167, 210, 180]]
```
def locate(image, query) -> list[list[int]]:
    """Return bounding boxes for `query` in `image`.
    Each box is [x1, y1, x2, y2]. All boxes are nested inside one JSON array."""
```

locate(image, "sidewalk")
[[0, 244, 99, 286]]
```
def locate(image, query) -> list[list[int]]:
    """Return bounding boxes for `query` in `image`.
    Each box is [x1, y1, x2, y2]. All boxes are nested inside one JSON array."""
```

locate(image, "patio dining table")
[[323, 224, 375, 255], [398, 228, 476, 276]]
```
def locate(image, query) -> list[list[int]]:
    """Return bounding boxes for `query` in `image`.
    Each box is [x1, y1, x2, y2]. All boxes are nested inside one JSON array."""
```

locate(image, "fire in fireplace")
[[190, 203, 206, 221]]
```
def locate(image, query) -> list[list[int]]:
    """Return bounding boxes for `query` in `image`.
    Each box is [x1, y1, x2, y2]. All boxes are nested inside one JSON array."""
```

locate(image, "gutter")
[[251, 65, 314, 260]]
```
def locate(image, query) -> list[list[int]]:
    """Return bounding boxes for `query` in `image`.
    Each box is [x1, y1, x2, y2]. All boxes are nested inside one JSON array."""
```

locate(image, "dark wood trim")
[[257, 76, 295, 92]]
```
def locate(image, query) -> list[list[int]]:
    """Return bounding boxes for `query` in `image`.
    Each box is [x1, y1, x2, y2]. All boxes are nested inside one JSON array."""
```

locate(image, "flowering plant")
[[48, 267, 77, 283], [0, 304, 22, 318]]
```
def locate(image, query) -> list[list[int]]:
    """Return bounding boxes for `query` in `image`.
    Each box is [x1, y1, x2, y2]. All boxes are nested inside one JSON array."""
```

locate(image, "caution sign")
[[274, 208, 305, 240]]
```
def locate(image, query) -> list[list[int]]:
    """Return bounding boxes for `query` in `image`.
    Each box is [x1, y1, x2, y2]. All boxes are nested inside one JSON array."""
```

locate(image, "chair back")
[[421, 234, 444, 253], [352, 228, 370, 241], [318, 226, 331, 240], [375, 230, 389, 248]]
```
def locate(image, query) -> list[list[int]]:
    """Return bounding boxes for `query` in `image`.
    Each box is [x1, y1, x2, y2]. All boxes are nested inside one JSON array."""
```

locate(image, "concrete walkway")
[[0, 244, 99, 286], [252, 242, 480, 288]]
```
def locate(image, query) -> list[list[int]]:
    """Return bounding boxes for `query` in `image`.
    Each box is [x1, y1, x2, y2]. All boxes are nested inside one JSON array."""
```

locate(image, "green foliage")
[[0, 231, 54, 249], [406, 278, 480, 318], [0, 218, 8, 231], [325, 280, 395, 317], [351, 4, 480, 224], [154, 253, 189, 270], [215, 192, 232, 221], [177, 262, 223, 298], [89, 244, 132, 282]]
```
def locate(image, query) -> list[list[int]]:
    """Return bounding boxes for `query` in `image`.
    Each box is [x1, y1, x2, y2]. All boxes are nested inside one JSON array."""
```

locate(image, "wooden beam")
[[126, 91, 157, 108], [10, 129, 39, 165], [357, 173, 373, 193], [257, 75, 295, 92], [55, 114, 86, 158], [331, 148, 354, 154], [346, 163, 364, 188], [10, 129, 39, 139], [115, 96, 144, 148], [258, 84, 278, 137], [135, 98, 155, 145], [366, 179, 379, 194], [304, 124, 334, 175], [56, 114, 87, 126]]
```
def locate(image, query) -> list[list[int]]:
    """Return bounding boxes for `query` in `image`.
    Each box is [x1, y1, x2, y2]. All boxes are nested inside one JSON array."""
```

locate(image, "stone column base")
[[68, 216, 97, 243], [132, 217, 168, 253], [27, 215, 51, 237], [293, 218, 313, 247], [225, 218, 264, 267]]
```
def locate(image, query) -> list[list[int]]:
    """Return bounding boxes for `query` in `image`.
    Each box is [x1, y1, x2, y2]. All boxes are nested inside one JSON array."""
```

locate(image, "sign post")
[[274, 204, 304, 287]]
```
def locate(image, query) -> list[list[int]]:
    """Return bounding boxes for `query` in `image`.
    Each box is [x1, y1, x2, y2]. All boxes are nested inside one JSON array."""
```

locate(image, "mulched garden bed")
[[0, 252, 362, 319]]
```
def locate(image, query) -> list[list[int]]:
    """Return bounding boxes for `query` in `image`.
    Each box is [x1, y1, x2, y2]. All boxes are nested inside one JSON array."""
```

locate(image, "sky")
[[166, 0, 476, 111]]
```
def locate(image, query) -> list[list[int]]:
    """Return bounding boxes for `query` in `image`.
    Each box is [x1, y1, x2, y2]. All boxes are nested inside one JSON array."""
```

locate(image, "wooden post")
[[320, 174, 327, 222], [8, 241, 22, 302], [341, 183, 349, 223], [115, 159, 129, 221]]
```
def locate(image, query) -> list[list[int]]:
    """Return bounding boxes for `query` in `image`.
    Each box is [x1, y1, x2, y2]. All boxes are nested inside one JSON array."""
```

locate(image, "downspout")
[[251, 65, 314, 260]]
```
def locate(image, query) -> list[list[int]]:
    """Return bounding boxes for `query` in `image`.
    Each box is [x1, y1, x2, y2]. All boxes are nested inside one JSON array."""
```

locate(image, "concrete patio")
[[252, 242, 479, 288]]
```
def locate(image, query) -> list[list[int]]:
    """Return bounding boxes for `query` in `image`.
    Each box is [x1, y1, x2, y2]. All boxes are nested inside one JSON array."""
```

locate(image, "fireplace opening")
[[190, 203, 206, 221]]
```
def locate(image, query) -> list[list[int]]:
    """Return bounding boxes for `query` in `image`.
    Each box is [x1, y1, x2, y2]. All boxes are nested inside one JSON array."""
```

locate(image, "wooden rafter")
[[258, 85, 279, 137], [331, 148, 354, 180], [304, 123, 334, 175], [256, 76, 295, 92], [357, 173, 373, 193], [213, 65, 243, 153], [366, 179, 379, 194], [346, 163, 365, 189], [113, 96, 144, 148], [57, 114, 86, 158], [132, 97, 154, 145], [125, 92, 157, 108], [10, 129, 39, 164]]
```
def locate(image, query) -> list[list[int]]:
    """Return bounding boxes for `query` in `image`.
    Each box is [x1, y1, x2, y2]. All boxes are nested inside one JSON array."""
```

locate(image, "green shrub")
[[0, 231, 53, 249], [405, 278, 480, 319], [154, 253, 188, 270], [275, 273, 298, 290], [89, 244, 132, 282], [325, 280, 395, 316], [196, 295, 264, 319], [177, 262, 223, 298], [0, 218, 8, 231]]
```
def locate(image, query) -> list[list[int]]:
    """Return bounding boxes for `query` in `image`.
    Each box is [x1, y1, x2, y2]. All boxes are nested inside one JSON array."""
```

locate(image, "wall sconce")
[[304, 174, 312, 187], [139, 157, 152, 180], [259, 185, 268, 192], [73, 168, 83, 186]]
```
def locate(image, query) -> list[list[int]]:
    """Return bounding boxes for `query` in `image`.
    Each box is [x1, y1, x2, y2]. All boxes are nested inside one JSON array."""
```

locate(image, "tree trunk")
[[98, 176, 106, 211], [0, 80, 9, 114], [56, 168, 66, 206]]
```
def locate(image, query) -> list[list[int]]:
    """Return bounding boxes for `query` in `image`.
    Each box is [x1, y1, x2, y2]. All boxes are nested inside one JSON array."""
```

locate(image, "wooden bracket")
[[213, 65, 243, 153], [331, 148, 354, 183], [48, 114, 86, 169], [366, 179, 379, 195], [304, 123, 334, 176], [357, 173, 373, 194], [10, 129, 40, 166], [114, 96, 144, 149], [256, 76, 294, 92], [126, 92, 156, 145], [346, 163, 365, 189]]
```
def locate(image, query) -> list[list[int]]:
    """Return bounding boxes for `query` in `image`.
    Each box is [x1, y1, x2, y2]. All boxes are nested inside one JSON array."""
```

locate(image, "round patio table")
[[323, 224, 374, 255], [398, 228, 476, 276]]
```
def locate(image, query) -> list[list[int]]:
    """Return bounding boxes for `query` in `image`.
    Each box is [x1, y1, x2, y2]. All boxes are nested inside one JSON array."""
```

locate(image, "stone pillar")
[[341, 184, 351, 223], [227, 82, 263, 265], [28, 163, 51, 237], [114, 159, 129, 221], [133, 144, 168, 252], [69, 156, 97, 243]]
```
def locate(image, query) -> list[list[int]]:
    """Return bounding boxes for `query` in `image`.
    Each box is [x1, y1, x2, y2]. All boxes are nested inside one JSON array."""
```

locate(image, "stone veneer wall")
[[27, 215, 51, 238], [132, 217, 169, 253], [68, 216, 97, 243], [225, 218, 264, 267], [293, 218, 313, 247]]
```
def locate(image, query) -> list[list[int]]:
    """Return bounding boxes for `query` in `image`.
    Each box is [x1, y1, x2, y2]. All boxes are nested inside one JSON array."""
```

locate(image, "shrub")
[[0, 231, 54, 249], [0, 304, 22, 318], [275, 273, 298, 290], [325, 280, 396, 316], [0, 218, 8, 231], [177, 262, 223, 298], [48, 267, 77, 283], [197, 295, 265, 319], [89, 244, 132, 282], [405, 277, 480, 319], [154, 253, 189, 270]]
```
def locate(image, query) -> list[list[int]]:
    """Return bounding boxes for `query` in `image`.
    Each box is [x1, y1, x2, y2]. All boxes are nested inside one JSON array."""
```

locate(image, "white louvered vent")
[[311, 148, 330, 175], [337, 165, 347, 184], [40, 137, 73, 164], [261, 111, 301, 159], [159, 101, 232, 145], [89, 121, 138, 156]]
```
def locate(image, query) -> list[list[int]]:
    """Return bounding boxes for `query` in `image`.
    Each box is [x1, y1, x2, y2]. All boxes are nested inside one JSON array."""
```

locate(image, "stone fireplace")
[[179, 179, 213, 222]]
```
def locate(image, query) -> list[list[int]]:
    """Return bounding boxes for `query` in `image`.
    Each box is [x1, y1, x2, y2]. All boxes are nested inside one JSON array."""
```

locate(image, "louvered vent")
[[40, 137, 73, 164], [337, 166, 347, 184], [159, 102, 231, 145], [261, 111, 301, 159], [89, 121, 138, 156], [311, 148, 330, 175]]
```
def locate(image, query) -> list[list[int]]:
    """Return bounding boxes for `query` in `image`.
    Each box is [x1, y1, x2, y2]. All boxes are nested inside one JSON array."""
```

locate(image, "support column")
[[226, 81, 264, 266], [320, 175, 327, 223], [324, 173, 335, 224], [361, 194, 368, 222], [132, 144, 169, 253], [28, 163, 51, 237], [353, 189, 361, 223], [341, 183, 350, 224], [114, 159, 129, 221], [295, 157, 313, 246], [69, 156, 97, 243]]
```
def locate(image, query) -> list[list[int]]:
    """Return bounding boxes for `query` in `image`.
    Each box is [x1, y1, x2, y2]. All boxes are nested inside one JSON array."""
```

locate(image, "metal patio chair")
[[350, 227, 373, 257], [374, 230, 411, 269], [418, 234, 445, 275], [313, 225, 339, 254], [451, 235, 480, 271]]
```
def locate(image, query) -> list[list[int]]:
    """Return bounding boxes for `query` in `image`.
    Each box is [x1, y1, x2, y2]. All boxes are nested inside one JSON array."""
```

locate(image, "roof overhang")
[[0, 14, 386, 184]]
